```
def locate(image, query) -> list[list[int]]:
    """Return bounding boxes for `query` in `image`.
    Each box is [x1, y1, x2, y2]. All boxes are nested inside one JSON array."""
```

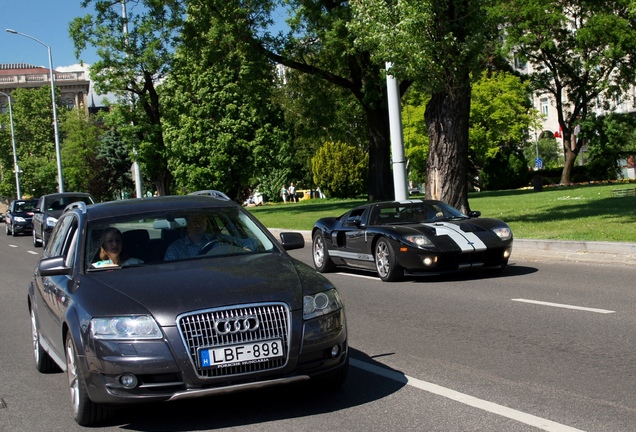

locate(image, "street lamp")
[[6, 29, 64, 193], [0, 91, 22, 199]]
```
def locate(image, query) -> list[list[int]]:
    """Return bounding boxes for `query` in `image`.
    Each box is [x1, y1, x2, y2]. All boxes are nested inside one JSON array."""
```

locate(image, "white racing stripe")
[[432, 222, 488, 252], [351, 358, 585, 431]]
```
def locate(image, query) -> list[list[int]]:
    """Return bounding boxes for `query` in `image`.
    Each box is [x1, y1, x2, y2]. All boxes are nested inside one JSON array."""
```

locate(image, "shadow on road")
[[106, 348, 406, 430]]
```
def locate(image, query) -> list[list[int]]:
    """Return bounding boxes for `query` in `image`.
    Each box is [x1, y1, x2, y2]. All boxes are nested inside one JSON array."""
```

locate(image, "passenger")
[[164, 214, 214, 261], [93, 228, 144, 268]]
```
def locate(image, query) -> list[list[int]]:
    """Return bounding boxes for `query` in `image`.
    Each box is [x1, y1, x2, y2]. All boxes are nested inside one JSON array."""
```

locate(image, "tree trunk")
[[364, 105, 393, 202], [424, 85, 471, 213], [560, 134, 580, 185]]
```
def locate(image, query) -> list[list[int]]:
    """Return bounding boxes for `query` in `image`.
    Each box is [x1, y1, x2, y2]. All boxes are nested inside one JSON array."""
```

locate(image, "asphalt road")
[[2, 231, 636, 431]]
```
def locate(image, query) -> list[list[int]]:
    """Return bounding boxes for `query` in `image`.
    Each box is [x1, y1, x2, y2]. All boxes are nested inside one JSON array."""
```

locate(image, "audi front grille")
[[177, 303, 291, 378]]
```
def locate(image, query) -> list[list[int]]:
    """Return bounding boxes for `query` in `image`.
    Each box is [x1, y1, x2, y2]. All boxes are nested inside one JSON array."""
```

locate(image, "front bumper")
[[82, 309, 347, 404]]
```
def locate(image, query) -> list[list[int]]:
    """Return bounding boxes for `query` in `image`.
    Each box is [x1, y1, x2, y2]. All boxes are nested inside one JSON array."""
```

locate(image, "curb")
[[268, 229, 636, 267]]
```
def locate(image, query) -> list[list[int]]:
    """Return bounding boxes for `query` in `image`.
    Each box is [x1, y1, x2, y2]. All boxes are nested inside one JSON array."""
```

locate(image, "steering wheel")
[[198, 238, 242, 255]]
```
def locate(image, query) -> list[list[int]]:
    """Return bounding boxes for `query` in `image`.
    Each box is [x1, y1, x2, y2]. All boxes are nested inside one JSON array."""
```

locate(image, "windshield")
[[373, 201, 469, 225], [86, 207, 275, 271], [14, 200, 38, 212]]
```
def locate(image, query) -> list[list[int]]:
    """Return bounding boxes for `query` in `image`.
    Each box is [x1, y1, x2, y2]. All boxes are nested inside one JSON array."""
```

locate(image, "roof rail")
[[188, 190, 231, 200], [64, 201, 88, 214]]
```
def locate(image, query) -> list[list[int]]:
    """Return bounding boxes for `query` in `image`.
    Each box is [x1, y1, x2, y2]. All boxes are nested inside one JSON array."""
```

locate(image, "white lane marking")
[[512, 299, 615, 314], [28, 251, 39, 255], [9, 244, 18, 248], [351, 358, 585, 432]]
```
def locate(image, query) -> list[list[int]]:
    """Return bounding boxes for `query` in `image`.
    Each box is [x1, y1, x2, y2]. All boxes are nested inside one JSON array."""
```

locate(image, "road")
[[1, 232, 635, 431]]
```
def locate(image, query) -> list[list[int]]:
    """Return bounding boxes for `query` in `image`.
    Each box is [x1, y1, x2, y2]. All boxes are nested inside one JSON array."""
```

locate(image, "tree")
[[401, 86, 429, 188], [470, 70, 537, 180], [496, 0, 636, 185], [160, 4, 289, 201], [350, 0, 498, 212], [184, 0, 406, 201], [70, 0, 185, 195], [0, 88, 61, 198], [312, 141, 368, 198]]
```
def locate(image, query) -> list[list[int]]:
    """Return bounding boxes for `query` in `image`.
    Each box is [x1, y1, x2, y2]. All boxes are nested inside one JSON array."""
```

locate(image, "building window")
[[540, 98, 549, 116]]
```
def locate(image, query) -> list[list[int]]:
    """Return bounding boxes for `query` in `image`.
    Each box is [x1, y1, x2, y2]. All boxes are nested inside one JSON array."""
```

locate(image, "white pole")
[[6, 29, 64, 192], [121, 0, 144, 198], [0, 91, 22, 199], [385, 62, 408, 201]]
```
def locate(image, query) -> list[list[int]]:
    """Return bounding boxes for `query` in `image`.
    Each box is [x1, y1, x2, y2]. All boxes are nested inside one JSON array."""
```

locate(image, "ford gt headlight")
[[492, 227, 512, 240], [45, 216, 58, 228], [304, 289, 343, 319], [91, 315, 163, 340], [404, 235, 433, 247]]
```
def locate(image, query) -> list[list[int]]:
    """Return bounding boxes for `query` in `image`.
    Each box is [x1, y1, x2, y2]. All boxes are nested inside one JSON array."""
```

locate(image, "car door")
[[331, 208, 375, 269], [35, 214, 80, 359]]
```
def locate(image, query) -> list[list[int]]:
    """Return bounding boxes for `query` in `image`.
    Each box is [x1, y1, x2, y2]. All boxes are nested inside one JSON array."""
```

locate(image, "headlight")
[[91, 315, 163, 340], [45, 216, 58, 228], [492, 227, 512, 240], [303, 289, 343, 320], [404, 235, 433, 247], [14, 216, 26, 223]]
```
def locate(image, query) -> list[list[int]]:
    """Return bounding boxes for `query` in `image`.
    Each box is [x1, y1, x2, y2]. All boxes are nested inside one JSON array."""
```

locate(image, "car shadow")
[[109, 348, 406, 430], [403, 263, 539, 283]]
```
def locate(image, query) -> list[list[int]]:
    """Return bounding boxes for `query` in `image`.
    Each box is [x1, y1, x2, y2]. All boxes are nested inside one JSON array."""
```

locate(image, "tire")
[[11, 224, 18, 237], [313, 232, 336, 273], [5, 222, 9, 235], [66, 333, 110, 426], [30, 308, 57, 373], [33, 229, 41, 247], [374, 238, 403, 282]]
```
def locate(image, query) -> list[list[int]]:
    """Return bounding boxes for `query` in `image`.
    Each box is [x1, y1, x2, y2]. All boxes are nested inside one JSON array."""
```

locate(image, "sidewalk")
[[268, 229, 636, 267]]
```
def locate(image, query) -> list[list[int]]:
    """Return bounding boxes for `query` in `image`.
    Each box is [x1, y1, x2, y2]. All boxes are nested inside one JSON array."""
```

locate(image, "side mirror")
[[279, 232, 305, 251], [38, 256, 72, 276], [468, 211, 481, 218]]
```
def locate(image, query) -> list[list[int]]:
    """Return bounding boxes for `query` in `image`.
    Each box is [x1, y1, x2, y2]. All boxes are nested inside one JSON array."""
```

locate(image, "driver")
[[164, 214, 213, 261]]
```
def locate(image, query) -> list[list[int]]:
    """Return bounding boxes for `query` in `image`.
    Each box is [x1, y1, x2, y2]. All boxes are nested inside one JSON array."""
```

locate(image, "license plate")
[[198, 339, 284, 369]]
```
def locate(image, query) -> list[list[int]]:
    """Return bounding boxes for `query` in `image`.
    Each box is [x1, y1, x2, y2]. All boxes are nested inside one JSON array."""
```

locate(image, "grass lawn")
[[246, 182, 636, 243]]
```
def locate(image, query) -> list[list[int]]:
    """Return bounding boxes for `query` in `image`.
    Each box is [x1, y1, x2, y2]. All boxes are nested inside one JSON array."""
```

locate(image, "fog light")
[[119, 373, 138, 389], [423, 256, 437, 266], [331, 345, 340, 358], [503, 248, 511, 259]]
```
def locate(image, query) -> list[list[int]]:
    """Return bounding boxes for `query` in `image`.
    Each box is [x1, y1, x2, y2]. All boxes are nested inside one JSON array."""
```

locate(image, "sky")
[[1, 0, 100, 69]]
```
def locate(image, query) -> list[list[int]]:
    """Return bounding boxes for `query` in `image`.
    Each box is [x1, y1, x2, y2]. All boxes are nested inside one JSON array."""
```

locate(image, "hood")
[[82, 252, 326, 326]]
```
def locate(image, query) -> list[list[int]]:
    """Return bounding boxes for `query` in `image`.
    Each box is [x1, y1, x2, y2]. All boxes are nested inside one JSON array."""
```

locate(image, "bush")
[[311, 141, 368, 198], [480, 150, 529, 191]]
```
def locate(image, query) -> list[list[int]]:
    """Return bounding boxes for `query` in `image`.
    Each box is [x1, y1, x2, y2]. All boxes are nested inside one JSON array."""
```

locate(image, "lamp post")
[[6, 29, 64, 193], [0, 91, 22, 199]]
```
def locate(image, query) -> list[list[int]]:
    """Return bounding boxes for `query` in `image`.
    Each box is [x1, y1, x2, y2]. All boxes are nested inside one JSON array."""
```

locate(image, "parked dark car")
[[5, 198, 39, 236], [29, 195, 348, 425], [312, 199, 513, 282], [32, 192, 94, 248]]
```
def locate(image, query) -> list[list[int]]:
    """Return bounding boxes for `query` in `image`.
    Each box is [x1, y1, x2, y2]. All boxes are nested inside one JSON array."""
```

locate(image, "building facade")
[[0, 63, 90, 113]]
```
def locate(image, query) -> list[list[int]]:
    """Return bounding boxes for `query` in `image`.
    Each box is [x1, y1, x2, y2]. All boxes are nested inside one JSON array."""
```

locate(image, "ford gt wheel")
[[66, 334, 109, 426], [375, 238, 403, 282], [313, 232, 335, 272]]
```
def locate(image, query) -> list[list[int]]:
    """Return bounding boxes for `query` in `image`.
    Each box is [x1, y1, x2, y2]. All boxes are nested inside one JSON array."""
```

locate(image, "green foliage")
[[312, 141, 368, 198], [523, 138, 563, 171], [0, 88, 60, 198], [402, 87, 428, 185], [479, 148, 529, 191], [161, 2, 289, 202]]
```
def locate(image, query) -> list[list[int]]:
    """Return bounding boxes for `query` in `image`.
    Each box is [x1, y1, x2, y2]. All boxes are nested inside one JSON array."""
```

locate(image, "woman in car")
[[93, 228, 144, 268]]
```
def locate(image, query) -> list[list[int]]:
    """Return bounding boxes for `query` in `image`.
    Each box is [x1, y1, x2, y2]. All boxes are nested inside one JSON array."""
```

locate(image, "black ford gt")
[[312, 200, 513, 282]]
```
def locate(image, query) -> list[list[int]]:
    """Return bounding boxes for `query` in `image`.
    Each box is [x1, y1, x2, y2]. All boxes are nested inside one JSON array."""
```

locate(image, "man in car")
[[164, 214, 213, 261]]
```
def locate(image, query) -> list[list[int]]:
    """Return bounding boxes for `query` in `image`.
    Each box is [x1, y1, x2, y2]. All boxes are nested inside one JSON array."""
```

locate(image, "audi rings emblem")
[[214, 315, 260, 334]]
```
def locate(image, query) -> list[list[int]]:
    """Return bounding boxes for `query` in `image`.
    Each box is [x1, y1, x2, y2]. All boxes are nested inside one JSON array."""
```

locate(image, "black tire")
[[11, 224, 18, 237], [374, 238, 403, 282], [65, 333, 110, 426], [312, 232, 336, 273], [5, 222, 9, 235], [33, 229, 41, 247], [30, 308, 57, 373]]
